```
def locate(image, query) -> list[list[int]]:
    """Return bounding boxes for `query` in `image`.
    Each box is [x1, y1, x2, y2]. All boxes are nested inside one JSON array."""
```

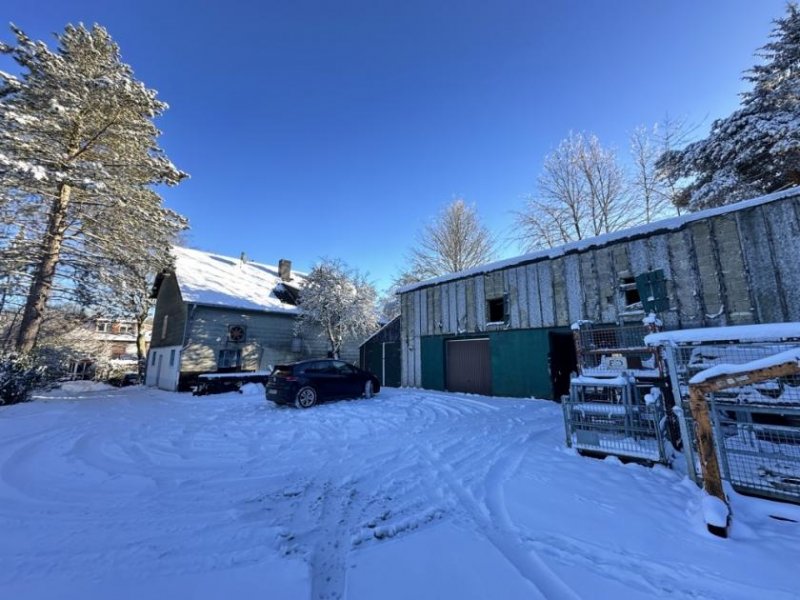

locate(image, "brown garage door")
[[446, 338, 492, 396]]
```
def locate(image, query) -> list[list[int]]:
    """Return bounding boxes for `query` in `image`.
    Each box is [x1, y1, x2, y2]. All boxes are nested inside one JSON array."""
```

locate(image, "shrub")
[[0, 354, 45, 406]]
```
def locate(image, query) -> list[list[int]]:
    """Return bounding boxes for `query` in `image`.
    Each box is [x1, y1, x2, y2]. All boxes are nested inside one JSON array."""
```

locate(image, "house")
[[94, 319, 149, 361], [146, 247, 358, 391], [397, 188, 800, 400], [359, 315, 401, 387], [64, 318, 151, 380]]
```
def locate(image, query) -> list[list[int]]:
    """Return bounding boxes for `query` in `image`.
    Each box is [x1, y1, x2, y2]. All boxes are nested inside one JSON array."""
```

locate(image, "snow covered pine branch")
[[0, 23, 187, 355]]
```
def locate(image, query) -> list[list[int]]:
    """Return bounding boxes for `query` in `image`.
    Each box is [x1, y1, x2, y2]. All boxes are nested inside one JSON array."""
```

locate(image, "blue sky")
[[3, 1, 788, 290]]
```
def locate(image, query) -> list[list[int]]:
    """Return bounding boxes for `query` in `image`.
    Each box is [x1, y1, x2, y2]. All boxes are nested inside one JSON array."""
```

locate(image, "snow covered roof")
[[645, 323, 800, 346], [171, 246, 305, 314], [398, 187, 800, 294]]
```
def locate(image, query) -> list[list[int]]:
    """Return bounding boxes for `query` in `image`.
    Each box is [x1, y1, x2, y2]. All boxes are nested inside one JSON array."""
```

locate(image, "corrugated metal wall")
[[400, 194, 800, 395]]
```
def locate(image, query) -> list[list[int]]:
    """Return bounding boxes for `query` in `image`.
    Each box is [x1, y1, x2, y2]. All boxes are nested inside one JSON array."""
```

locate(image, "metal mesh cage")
[[656, 333, 800, 504], [574, 324, 662, 377], [563, 376, 669, 463], [708, 399, 800, 504]]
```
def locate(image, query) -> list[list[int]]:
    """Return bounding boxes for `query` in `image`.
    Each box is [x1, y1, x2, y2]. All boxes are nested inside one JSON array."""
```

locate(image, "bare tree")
[[630, 125, 678, 223], [630, 116, 698, 220], [403, 199, 495, 280], [516, 132, 636, 251]]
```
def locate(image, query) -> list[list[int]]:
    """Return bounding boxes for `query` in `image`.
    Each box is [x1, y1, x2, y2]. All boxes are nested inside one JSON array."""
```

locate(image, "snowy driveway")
[[1, 385, 798, 600]]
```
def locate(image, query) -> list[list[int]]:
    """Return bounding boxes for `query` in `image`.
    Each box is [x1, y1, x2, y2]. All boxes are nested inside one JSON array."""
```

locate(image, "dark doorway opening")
[[548, 331, 577, 401]]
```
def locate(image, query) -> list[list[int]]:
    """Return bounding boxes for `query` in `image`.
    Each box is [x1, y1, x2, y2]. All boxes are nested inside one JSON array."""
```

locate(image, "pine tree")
[[658, 4, 800, 210], [296, 259, 378, 359], [0, 24, 187, 353]]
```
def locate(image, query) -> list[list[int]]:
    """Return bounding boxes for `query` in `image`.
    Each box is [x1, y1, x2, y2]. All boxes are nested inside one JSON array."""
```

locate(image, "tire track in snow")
[[270, 443, 446, 600], [419, 426, 582, 600]]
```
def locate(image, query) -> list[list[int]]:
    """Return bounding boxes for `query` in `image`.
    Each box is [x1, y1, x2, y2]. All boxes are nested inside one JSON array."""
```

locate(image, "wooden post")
[[688, 359, 800, 538], [688, 385, 729, 537]]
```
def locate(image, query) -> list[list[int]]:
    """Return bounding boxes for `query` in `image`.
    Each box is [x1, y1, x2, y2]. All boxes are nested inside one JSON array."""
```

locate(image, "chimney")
[[278, 259, 292, 282]]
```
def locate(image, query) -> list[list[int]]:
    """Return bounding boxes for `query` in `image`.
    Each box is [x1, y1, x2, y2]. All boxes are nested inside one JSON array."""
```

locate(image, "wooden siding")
[[150, 273, 187, 349], [400, 195, 800, 387], [180, 306, 358, 374]]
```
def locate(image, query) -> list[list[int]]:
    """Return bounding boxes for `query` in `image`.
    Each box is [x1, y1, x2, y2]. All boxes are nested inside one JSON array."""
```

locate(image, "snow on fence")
[[647, 325, 800, 508]]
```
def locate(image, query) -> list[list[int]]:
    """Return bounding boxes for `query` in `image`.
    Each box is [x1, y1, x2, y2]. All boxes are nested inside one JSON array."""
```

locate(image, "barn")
[[397, 188, 800, 399]]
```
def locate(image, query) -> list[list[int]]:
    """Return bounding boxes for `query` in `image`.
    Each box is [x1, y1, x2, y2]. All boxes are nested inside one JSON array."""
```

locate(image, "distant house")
[[67, 318, 151, 380], [397, 188, 800, 400], [94, 319, 148, 361], [146, 247, 358, 391]]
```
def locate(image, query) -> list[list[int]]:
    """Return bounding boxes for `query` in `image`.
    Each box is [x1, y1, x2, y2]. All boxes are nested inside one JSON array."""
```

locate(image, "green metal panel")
[[489, 329, 553, 399], [419, 328, 565, 398], [383, 342, 401, 387], [420, 336, 446, 390], [364, 342, 383, 382]]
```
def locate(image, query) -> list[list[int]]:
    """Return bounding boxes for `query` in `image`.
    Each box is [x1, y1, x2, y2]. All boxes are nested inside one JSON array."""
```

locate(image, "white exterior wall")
[[145, 345, 182, 391]]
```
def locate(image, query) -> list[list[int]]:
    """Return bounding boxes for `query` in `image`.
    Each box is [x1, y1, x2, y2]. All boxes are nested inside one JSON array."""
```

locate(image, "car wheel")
[[295, 386, 318, 409], [363, 380, 374, 399]]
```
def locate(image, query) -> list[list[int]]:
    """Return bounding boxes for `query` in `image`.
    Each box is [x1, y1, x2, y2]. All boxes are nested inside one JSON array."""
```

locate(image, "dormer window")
[[273, 283, 299, 305]]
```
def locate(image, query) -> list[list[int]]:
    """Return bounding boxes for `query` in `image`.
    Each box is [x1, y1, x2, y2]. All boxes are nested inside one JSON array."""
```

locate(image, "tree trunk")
[[15, 183, 72, 353], [135, 309, 148, 376]]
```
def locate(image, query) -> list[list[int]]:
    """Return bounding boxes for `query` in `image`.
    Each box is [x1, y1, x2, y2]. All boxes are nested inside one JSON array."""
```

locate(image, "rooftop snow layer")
[[172, 246, 304, 314], [398, 187, 800, 294], [645, 323, 800, 346]]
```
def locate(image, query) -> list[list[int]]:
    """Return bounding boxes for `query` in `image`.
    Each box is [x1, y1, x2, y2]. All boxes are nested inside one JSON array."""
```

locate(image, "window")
[[151, 352, 157, 366], [169, 349, 176, 367], [161, 315, 169, 339], [487, 297, 506, 323], [217, 349, 242, 369], [619, 276, 641, 308], [334, 362, 356, 375], [118, 323, 133, 335], [318, 362, 339, 375], [96, 321, 111, 333]]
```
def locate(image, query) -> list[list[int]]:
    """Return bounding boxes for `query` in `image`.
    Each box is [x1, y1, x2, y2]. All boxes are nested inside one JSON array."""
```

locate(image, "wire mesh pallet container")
[[573, 322, 661, 378], [647, 325, 800, 504], [563, 374, 670, 463], [707, 398, 800, 504]]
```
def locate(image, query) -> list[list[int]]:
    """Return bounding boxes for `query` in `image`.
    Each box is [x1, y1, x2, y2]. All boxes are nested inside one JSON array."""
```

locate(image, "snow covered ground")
[[1, 385, 799, 600]]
